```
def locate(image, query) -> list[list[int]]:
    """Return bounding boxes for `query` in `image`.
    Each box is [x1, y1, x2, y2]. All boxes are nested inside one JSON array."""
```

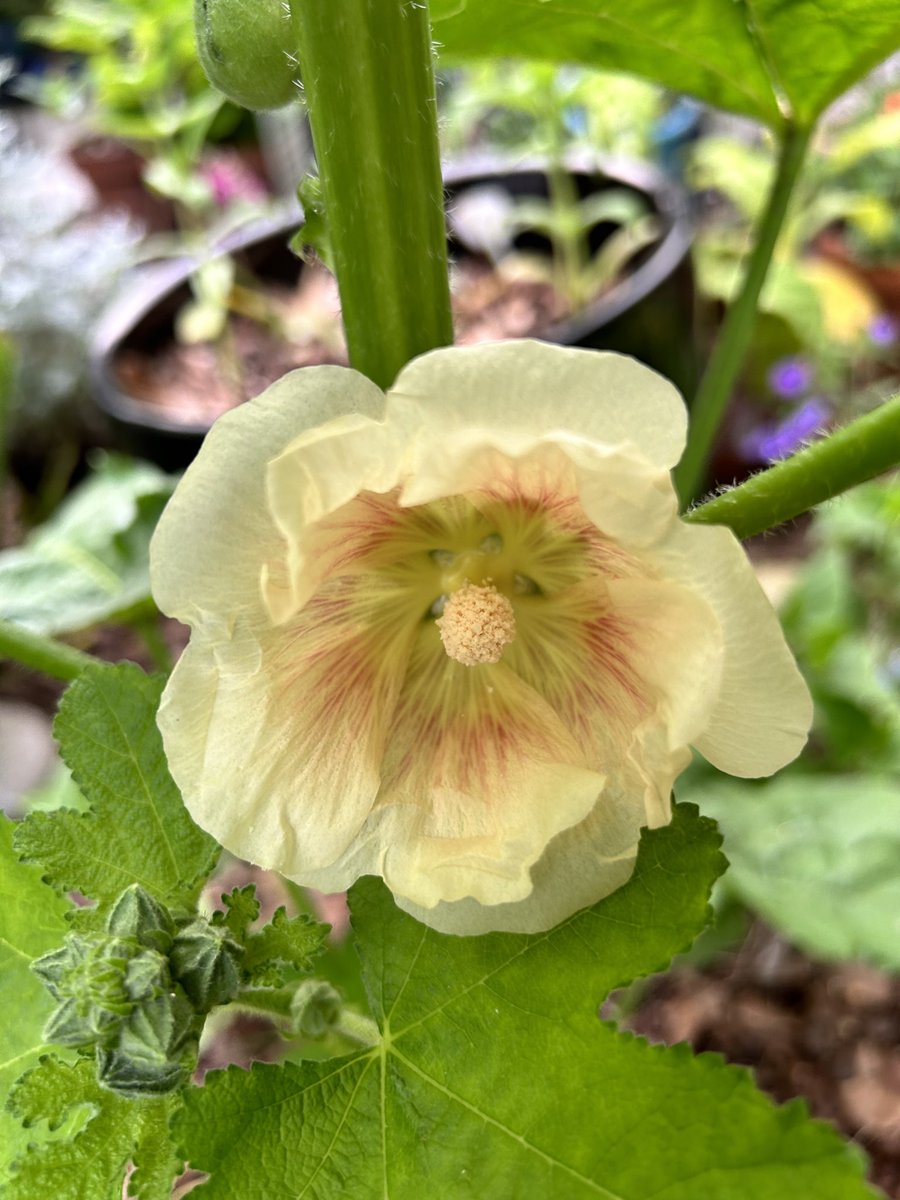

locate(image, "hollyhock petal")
[[649, 522, 812, 777], [401, 434, 678, 550], [390, 339, 688, 469], [376, 654, 606, 908], [264, 412, 414, 621], [396, 732, 691, 935], [159, 571, 418, 876], [151, 366, 384, 624], [392, 341, 683, 547]]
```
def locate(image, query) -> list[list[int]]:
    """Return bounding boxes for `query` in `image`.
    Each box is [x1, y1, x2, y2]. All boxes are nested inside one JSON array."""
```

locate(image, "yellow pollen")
[[436, 581, 517, 667]]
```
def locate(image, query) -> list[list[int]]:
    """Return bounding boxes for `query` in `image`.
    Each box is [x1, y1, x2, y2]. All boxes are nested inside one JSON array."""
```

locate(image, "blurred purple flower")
[[744, 398, 830, 463], [767, 356, 812, 399], [867, 314, 898, 346], [201, 152, 267, 208]]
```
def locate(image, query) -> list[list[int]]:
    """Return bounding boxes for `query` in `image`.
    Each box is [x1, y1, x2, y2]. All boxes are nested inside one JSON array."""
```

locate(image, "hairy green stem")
[[0, 619, 98, 681], [675, 123, 813, 506], [686, 394, 900, 539], [334, 1009, 381, 1046], [233, 987, 297, 1020], [289, 0, 453, 388], [233, 987, 379, 1048]]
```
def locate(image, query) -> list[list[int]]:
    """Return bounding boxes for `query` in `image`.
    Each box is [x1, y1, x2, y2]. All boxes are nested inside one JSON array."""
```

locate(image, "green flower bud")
[[96, 1050, 189, 1098], [35, 935, 134, 1047], [31, 942, 80, 1002], [122, 947, 171, 1005], [291, 980, 342, 1039], [97, 989, 197, 1098], [106, 884, 176, 954], [34, 932, 172, 1051], [43, 996, 95, 1048], [169, 918, 244, 1010], [195, 0, 300, 111]]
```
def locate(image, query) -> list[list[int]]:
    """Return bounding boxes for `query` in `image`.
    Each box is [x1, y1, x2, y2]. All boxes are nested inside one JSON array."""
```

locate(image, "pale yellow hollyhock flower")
[[150, 341, 811, 935]]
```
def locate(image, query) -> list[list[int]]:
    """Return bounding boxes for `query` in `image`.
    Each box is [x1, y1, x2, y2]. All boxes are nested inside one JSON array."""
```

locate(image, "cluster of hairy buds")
[[32, 885, 243, 1098]]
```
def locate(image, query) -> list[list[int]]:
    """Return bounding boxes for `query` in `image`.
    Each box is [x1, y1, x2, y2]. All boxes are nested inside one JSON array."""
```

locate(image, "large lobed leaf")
[[0, 818, 72, 1179], [430, 0, 900, 130], [5, 1056, 181, 1200], [695, 774, 900, 970], [14, 663, 218, 917], [175, 804, 875, 1198]]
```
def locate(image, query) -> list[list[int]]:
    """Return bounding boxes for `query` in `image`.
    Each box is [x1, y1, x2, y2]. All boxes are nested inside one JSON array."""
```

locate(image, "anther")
[[436, 581, 516, 667]]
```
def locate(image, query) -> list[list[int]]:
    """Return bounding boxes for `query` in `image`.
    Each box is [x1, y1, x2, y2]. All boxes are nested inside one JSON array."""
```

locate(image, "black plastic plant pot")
[[89, 210, 307, 473], [444, 153, 696, 399], [90, 157, 695, 472]]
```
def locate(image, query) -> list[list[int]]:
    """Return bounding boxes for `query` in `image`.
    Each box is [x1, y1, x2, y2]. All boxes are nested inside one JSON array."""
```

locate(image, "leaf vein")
[[391, 1048, 623, 1199], [294, 1058, 376, 1199]]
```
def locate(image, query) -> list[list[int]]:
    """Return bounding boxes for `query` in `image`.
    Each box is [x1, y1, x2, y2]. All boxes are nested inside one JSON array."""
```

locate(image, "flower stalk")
[[686, 393, 900, 539], [0, 619, 98, 681], [288, 0, 453, 389], [675, 122, 813, 506]]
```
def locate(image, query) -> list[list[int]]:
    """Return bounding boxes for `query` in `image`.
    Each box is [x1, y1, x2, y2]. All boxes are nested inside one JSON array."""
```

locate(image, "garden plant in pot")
[[91, 62, 693, 470]]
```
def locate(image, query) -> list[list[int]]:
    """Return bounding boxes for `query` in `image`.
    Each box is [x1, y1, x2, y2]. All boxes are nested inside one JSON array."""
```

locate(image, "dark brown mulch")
[[628, 923, 900, 1198]]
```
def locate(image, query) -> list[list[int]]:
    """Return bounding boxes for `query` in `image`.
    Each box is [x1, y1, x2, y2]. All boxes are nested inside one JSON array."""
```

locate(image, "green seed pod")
[[195, 0, 300, 111]]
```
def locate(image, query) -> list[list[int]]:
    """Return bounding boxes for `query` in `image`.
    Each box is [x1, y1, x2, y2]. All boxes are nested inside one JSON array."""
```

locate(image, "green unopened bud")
[[31, 942, 80, 1002], [42, 996, 95, 1048], [106, 884, 176, 954], [169, 919, 243, 1010], [97, 989, 197, 1098], [34, 931, 172, 1051], [35, 935, 134, 1047], [195, 0, 300, 111], [291, 980, 342, 1039]]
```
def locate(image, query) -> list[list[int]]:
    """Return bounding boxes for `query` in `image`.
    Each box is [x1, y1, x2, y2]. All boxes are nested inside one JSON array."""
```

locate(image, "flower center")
[[436, 581, 517, 667]]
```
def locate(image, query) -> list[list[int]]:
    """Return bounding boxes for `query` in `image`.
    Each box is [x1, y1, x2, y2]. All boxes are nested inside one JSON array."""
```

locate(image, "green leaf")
[[242, 907, 328, 986], [0, 455, 176, 637], [15, 663, 219, 918], [5, 1056, 181, 1200], [175, 805, 874, 1198], [293, 175, 334, 272], [212, 885, 261, 941], [0, 817, 72, 1178], [693, 774, 900, 970], [430, 0, 900, 130]]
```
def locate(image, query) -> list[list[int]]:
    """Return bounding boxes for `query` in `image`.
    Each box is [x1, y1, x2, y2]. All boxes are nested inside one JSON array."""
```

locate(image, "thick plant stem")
[[685, 394, 900, 539], [675, 123, 813, 506], [0, 619, 97, 681], [289, 0, 453, 389]]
